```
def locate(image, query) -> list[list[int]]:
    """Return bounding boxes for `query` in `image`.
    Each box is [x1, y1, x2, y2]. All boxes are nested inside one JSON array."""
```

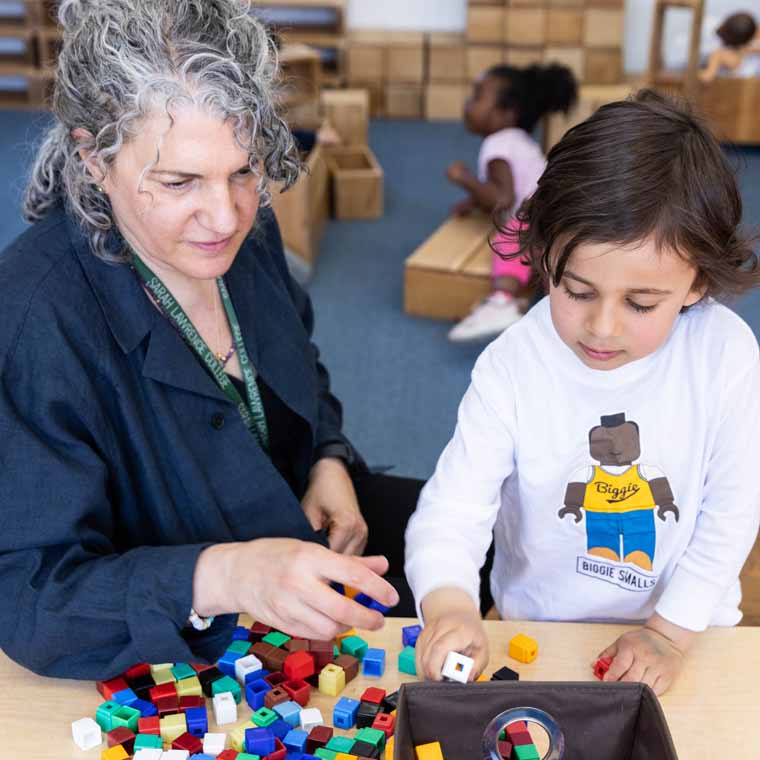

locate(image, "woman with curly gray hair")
[[0, 0, 397, 679]]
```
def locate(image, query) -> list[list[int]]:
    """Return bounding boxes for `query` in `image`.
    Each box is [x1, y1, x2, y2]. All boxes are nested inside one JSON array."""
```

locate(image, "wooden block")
[[546, 9, 584, 45], [346, 80, 384, 118], [385, 32, 424, 84], [0, 65, 51, 109], [269, 144, 329, 263], [467, 6, 505, 45], [740, 533, 760, 626], [37, 26, 61, 68], [427, 32, 467, 83], [697, 78, 760, 146], [505, 8, 546, 47], [0, 26, 37, 67], [404, 214, 494, 321], [466, 45, 504, 81], [584, 48, 622, 84], [346, 30, 387, 83], [510, 0, 545, 5], [321, 88, 369, 146], [543, 46, 584, 84], [425, 84, 468, 121], [505, 46, 544, 68], [325, 146, 384, 220], [384, 84, 423, 119], [0, 0, 41, 26], [583, 8, 624, 48], [547, 0, 584, 5]]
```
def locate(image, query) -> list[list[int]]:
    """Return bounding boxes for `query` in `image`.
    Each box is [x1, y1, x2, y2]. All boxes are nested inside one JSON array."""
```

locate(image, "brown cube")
[[285, 638, 310, 653], [251, 641, 277, 670], [309, 640, 335, 670], [264, 686, 290, 709], [106, 727, 135, 754], [334, 653, 360, 682], [306, 725, 334, 754], [268, 647, 289, 672]]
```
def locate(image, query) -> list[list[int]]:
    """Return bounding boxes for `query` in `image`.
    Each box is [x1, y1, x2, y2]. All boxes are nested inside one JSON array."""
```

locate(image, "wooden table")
[[0, 618, 758, 759]]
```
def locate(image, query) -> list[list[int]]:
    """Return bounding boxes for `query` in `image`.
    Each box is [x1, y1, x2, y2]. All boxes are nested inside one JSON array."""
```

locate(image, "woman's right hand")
[[415, 587, 489, 681], [192, 539, 399, 640]]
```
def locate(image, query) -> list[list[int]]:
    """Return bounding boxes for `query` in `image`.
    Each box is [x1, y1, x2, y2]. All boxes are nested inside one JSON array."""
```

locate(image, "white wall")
[[346, 0, 758, 73]]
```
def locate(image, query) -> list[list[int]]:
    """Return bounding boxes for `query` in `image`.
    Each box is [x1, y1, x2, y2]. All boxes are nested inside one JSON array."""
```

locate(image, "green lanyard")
[[130, 255, 270, 452]]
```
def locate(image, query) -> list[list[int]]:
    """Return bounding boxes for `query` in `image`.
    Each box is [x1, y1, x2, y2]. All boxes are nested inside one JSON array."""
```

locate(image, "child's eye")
[[627, 300, 657, 314], [563, 285, 594, 301]]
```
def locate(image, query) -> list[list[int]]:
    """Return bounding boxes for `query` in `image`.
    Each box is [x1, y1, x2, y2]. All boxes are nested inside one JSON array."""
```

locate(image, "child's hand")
[[451, 196, 476, 217], [446, 160, 471, 185], [597, 614, 694, 695], [416, 587, 489, 681]]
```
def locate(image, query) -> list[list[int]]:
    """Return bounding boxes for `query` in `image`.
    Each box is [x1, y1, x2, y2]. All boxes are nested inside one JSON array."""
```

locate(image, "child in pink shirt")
[[447, 64, 577, 342]]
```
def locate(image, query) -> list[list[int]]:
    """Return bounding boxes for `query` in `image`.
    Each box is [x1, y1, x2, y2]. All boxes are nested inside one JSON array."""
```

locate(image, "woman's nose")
[[198, 184, 238, 236]]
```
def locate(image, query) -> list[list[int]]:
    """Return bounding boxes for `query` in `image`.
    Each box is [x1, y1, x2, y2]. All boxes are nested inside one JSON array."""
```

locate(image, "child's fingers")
[[638, 666, 658, 691], [604, 644, 634, 682], [421, 627, 477, 681], [617, 658, 647, 685], [596, 642, 618, 662], [651, 673, 669, 696]]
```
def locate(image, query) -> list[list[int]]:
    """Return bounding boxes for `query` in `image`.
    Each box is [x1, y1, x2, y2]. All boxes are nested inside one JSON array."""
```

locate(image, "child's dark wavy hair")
[[498, 89, 760, 301], [717, 12, 757, 49]]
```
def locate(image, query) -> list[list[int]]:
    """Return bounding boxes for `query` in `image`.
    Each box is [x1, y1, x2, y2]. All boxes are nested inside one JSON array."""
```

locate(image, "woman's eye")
[[162, 179, 191, 190]]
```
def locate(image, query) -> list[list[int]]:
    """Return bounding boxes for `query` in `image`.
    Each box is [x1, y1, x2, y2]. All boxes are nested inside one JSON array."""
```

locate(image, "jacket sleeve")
[[257, 206, 367, 471], [0, 304, 234, 680]]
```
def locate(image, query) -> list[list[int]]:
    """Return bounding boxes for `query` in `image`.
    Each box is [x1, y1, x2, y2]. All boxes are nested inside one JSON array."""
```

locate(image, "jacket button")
[[210, 412, 225, 430]]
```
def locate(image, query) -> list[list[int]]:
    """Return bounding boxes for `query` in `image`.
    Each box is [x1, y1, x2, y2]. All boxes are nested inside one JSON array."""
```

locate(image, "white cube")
[[160, 751, 190, 760], [71, 716, 102, 750], [203, 732, 227, 756], [441, 650, 475, 684], [133, 751, 163, 760], [299, 707, 324, 731], [212, 691, 238, 726], [235, 652, 264, 683]]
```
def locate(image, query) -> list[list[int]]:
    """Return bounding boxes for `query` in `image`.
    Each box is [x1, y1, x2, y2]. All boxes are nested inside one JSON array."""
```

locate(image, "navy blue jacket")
[[0, 203, 354, 679]]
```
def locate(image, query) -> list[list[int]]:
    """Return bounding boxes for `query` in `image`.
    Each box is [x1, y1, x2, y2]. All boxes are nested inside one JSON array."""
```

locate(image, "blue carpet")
[[1, 112, 758, 478]]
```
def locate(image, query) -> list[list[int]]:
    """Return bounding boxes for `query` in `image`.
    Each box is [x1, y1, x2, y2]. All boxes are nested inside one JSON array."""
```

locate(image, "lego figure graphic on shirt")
[[558, 413, 679, 571]]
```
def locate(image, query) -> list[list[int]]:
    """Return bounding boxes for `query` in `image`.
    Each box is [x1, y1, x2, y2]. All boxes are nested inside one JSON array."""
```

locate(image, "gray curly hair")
[[23, 0, 300, 262]]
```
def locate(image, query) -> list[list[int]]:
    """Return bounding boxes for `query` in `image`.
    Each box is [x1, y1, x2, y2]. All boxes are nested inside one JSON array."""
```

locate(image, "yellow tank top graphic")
[[583, 465, 655, 514]]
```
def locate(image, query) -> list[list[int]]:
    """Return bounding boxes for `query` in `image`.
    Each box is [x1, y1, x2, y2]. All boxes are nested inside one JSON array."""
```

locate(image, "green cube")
[[326, 736, 356, 753], [134, 734, 163, 750], [171, 663, 196, 680], [212, 675, 242, 703], [110, 704, 140, 732], [262, 631, 290, 648], [252, 706, 278, 727], [228, 639, 252, 655], [315, 750, 338, 760], [398, 645, 417, 675], [237, 755, 260, 760], [513, 744, 540, 760], [95, 701, 120, 732], [356, 726, 385, 749], [340, 635, 368, 660]]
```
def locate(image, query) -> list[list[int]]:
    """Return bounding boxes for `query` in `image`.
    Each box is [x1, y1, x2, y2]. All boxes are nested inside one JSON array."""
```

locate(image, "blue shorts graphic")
[[585, 509, 655, 559]]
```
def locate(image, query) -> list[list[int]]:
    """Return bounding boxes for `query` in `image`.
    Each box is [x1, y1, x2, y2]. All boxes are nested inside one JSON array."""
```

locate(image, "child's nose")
[[586, 302, 619, 339]]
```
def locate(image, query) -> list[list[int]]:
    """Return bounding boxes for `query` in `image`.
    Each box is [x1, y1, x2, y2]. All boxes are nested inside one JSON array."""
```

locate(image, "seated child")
[[700, 11, 760, 82], [446, 63, 576, 343], [405, 90, 760, 695]]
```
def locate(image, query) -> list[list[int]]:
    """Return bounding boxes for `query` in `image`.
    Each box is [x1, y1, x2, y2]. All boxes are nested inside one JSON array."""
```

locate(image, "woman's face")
[[100, 103, 261, 285]]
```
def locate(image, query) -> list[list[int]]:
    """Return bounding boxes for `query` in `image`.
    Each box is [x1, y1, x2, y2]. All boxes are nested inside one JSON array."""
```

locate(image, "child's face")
[[464, 75, 510, 135], [548, 237, 705, 371]]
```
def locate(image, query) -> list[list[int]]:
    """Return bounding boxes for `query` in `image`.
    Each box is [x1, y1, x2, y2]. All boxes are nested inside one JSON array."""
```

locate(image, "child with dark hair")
[[446, 63, 577, 342], [700, 11, 760, 82], [406, 90, 760, 694]]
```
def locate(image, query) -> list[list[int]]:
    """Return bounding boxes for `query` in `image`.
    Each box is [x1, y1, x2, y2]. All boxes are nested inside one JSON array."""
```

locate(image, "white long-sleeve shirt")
[[405, 297, 760, 631]]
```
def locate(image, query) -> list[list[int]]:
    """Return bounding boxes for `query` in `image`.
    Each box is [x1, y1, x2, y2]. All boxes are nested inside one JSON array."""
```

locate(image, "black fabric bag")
[[394, 681, 679, 760]]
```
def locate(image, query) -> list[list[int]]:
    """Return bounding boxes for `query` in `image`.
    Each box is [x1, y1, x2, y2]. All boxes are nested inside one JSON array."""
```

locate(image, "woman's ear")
[[71, 128, 108, 190]]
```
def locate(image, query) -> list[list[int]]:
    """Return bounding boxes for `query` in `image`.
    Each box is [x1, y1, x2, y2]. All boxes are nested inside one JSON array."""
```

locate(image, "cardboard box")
[[321, 88, 369, 146], [384, 31, 425, 84], [384, 83, 423, 119], [425, 83, 468, 121], [404, 213, 494, 321], [546, 9, 584, 46], [269, 144, 329, 263], [467, 45, 505, 81], [583, 8, 624, 48], [467, 6, 505, 45], [505, 8, 546, 47], [325, 145, 384, 220], [427, 32, 467, 84]]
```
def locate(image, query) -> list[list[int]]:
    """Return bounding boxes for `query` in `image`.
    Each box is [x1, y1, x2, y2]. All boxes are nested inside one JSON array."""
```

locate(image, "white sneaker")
[[448, 291, 523, 343]]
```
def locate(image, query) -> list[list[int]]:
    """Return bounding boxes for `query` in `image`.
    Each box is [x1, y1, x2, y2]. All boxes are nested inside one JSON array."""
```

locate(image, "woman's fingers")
[[325, 553, 399, 610]]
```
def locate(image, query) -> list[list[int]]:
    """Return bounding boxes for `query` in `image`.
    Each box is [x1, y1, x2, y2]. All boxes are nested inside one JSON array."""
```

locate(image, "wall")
[[345, 0, 756, 73]]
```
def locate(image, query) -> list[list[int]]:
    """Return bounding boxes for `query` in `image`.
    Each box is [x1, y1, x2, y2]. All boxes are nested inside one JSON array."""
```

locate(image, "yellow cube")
[[508, 633, 538, 664], [318, 662, 346, 696], [415, 741, 444, 760], [176, 675, 202, 697], [386, 735, 395, 758], [476, 673, 489, 682], [229, 723, 252, 751], [102, 747, 129, 760], [334, 754, 359, 760], [160, 713, 187, 744], [151, 665, 176, 685], [343, 585, 360, 599]]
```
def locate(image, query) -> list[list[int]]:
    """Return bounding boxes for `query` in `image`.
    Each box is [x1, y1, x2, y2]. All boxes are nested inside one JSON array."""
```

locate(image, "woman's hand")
[[415, 587, 489, 682], [301, 457, 368, 555], [596, 614, 694, 695], [193, 539, 399, 640]]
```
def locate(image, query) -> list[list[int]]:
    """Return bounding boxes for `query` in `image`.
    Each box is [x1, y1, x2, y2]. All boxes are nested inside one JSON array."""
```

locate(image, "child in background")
[[700, 11, 760, 82], [405, 90, 760, 695], [446, 64, 577, 343]]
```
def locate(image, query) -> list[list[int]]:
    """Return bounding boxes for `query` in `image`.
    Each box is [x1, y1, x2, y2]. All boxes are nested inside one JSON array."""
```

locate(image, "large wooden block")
[[697, 77, 760, 146], [0, 65, 51, 109], [325, 146, 384, 220], [467, 6, 505, 45], [584, 48, 622, 84], [505, 46, 544, 67], [321, 88, 369, 146], [385, 32, 425, 83], [427, 33, 467, 83], [0, 27, 37, 67], [346, 30, 387, 83], [384, 83, 423, 119], [466, 45, 505, 81], [583, 8, 624, 48], [546, 9, 584, 45], [405, 214, 494, 321], [543, 46, 584, 84], [425, 84, 468, 121], [505, 8, 546, 47], [269, 145, 330, 263]]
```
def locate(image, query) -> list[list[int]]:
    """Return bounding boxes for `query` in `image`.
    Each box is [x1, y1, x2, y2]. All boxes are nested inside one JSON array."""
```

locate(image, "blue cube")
[[353, 592, 391, 614], [245, 726, 275, 756], [402, 624, 422, 648], [232, 625, 252, 641], [185, 706, 208, 737], [333, 696, 360, 729], [269, 718, 291, 740], [244, 667, 270, 685], [283, 728, 309, 753], [217, 649, 244, 678], [362, 648, 386, 678], [245, 678, 272, 711], [273, 699, 302, 728], [112, 688, 139, 706], [131, 698, 157, 717]]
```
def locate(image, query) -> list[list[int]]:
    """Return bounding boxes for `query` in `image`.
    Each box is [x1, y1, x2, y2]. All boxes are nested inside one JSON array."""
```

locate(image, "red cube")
[[306, 725, 333, 754], [106, 727, 135, 753], [594, 656, 613, 680], [149, 682, 178, 702], [138, 716, 160, 736], [498, 740, 513, 758], [155, 695, 180, 717], [97, 676, 129, 700], [173, 731, 203, 754], [284, 651, 316, 681], [372, 712, 395, 737], [361, 686, 386, 705], [191, 662, 216, 674], [179, 696, 205, 711], [282, 678, 311, 707], [249, 622, 272, 641], [217, 751, 240, 760], [124, 663, 151, 681], [265, 737, 287, 760], [265, 672, 288, 688]]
